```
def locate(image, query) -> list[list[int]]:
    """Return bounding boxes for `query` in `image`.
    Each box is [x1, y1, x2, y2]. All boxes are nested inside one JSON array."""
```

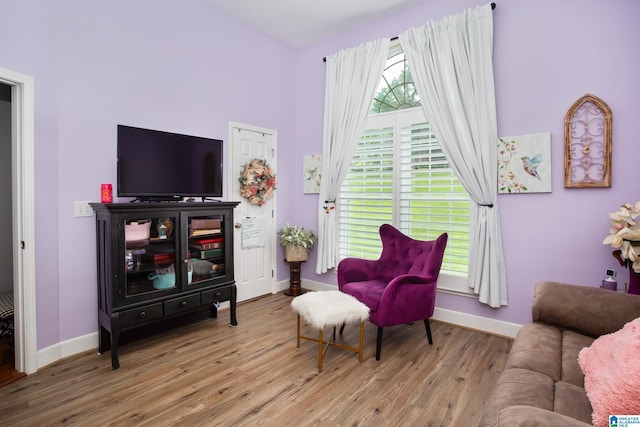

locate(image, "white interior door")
[[229, 123, 277, 302]]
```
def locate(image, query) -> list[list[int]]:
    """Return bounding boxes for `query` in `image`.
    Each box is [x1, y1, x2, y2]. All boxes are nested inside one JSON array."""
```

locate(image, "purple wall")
[[291, 0, 640, 326], [2, 0, 295, 349], [1, 0, 639, 352]]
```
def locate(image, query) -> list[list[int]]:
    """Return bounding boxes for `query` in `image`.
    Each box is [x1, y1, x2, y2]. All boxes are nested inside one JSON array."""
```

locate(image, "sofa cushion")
[[505, 323, 561, 382], [579, 316, 640, 427], [561, 330, 594, 387], [495, 406, 592, 427], [554, 381, 592, 424], [478, 368, 554, 427], [533, 281, 640, 337]]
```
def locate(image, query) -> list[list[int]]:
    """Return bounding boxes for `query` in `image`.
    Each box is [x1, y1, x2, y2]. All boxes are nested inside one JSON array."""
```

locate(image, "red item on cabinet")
[[101, 184, 113, 203]]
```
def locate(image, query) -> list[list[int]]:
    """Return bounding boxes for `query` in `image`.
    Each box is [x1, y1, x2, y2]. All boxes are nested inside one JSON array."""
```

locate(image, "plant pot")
[[629, 266, 640, 295], [285, 244, 308, 262]]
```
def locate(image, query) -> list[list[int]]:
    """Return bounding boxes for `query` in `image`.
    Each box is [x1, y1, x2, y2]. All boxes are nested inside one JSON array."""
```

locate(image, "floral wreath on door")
[[238, 159, 276, 206]]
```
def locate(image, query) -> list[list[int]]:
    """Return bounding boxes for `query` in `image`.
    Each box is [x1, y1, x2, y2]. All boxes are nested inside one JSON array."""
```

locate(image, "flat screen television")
[[117, 125, 223, 201]]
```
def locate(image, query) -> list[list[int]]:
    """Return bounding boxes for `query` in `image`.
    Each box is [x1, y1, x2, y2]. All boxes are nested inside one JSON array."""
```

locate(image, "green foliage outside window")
[[370, 51, 421, 114]]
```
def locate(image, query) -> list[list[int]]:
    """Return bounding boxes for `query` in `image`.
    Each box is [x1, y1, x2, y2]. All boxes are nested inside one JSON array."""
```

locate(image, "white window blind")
[[338, 126, 394, 259], [398, 121, 469, 275], [339, 108, 470, 283]]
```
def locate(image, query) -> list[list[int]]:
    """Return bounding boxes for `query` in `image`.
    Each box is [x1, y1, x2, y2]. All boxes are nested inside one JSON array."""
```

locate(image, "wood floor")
[[0, 292, 512, 426], [0, 338, 25, 387]]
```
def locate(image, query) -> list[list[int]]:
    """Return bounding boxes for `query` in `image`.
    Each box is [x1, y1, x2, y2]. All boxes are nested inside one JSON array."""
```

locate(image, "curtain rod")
[[322, 2, 496, 62]]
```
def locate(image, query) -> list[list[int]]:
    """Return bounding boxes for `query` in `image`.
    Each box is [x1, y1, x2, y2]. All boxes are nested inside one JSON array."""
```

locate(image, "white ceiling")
[[205, 0, 424, 48]]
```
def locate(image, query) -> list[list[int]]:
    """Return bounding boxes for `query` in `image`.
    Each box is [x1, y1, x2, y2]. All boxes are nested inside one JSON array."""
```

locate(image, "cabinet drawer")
[[164, 293, 201, 315], [201, 286, 232, 305], [119, 303, 163, 327]]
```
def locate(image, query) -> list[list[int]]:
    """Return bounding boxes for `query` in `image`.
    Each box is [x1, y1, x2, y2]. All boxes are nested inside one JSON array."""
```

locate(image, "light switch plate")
[[74, 201, 94, 217]]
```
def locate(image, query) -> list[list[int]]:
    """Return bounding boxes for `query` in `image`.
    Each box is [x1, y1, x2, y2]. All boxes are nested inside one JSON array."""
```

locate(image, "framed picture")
[[563, 94, 612, 188], [498, 132, 552, 194], [303, 155, 321, 194]]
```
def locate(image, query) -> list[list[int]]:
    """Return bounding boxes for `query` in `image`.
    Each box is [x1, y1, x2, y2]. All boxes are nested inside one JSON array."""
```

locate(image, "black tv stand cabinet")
[[91, 201, 240, 369], [130, 196, 183, 203]]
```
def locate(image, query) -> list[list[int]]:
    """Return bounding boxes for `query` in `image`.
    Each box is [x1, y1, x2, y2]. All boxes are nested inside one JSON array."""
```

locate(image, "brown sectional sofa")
[[479, 281, 640, 426]]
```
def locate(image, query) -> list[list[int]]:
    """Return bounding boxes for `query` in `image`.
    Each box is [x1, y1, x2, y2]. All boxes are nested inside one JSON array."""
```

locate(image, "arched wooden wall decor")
[[564, 93, 612, 188]]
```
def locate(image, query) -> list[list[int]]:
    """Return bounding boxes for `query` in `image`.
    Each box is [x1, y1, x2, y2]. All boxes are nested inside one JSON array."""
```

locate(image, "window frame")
[[338, 107, 474, 296]]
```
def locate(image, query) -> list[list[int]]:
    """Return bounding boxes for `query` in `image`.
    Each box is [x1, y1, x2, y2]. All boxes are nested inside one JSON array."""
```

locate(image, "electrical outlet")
[[74, 201, 94, 218]]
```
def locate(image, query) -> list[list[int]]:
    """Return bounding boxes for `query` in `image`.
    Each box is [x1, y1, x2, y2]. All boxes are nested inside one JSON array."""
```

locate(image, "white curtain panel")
[[399, 3, 507, 307], [316, 38, 390, 274]]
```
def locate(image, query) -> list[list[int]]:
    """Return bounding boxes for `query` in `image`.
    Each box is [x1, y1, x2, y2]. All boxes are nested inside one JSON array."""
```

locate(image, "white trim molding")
[[38, 333, 98, 369], [0, 67, 37, 374], [297, 279, 521, 338], [432, 307, 520, 338]]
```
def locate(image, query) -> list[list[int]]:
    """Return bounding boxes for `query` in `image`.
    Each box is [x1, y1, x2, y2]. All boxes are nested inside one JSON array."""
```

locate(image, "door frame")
[[227, 121, 278, 297], [0, 67, 37, 374]]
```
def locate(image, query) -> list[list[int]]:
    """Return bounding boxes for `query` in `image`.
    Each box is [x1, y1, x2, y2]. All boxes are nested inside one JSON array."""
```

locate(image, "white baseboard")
[[37, 280, 519, 369], [38, 332, 98, 369], [298, 278, 521, 339], [432, 307, 520, 338]]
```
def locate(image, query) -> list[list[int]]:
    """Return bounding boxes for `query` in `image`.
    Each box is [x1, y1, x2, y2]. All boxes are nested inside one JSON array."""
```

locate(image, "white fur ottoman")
[[291, 290, 370, 372]]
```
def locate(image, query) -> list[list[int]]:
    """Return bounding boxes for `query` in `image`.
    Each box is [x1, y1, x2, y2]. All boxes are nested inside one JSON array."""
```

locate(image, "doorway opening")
[[0, 67, 37, 375]]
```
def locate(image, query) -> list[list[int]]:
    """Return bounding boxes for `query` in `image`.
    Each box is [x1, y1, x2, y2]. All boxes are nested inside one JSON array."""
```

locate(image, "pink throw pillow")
[[578, 317, 640, 427]]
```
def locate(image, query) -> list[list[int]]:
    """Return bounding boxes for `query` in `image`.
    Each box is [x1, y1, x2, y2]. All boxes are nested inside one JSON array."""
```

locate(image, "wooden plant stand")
[[284, 260, 304, 296]]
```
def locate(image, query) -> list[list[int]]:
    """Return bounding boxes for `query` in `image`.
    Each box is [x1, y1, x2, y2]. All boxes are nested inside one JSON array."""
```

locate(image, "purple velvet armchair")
[[337, 224, 448, 360]]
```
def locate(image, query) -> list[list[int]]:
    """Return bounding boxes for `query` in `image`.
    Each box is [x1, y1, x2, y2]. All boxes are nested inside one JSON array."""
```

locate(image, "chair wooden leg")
[[424, 319, 433, 345], [376, 327, 383, 361]]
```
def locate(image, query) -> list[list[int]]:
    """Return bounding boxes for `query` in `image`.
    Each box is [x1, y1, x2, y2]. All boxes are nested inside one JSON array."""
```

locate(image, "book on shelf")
[[190, 241, 223, 251], [191, 236, 223, 245], [190, 218, 221, 229], [194, 248, 224, 259], [189, 228, 222, 237], [153, 253, 174, 265]]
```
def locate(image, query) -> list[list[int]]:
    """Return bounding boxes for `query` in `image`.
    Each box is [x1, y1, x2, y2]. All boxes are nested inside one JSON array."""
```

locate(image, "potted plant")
[[279, 223, 316, 262], [603, 201, 640, 294]]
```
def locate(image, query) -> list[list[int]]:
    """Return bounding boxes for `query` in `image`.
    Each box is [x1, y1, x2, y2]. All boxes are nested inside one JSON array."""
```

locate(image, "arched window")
[[339, 42, 471, 293], [370, 43, 421, 113]]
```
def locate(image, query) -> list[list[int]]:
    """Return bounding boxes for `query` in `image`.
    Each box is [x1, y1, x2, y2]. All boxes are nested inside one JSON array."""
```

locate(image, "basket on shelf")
[[125, 220, 151, 242]]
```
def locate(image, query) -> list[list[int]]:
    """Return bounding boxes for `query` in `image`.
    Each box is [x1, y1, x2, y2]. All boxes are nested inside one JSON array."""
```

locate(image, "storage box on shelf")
[[91, 201, 239, 369]]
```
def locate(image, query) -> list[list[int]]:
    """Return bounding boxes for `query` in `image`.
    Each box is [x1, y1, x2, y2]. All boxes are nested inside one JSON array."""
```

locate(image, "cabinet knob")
[[234, 222, 242, 229], [139, 311, 146, 318], [181, 301, 187, 306]]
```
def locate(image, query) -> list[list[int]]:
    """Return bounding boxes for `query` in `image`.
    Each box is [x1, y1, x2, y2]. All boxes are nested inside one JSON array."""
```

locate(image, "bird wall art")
[[498, 132, 552, 194]]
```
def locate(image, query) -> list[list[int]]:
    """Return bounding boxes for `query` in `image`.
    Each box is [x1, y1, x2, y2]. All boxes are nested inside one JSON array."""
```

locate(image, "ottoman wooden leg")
[[358, 321, 364, 363], [296, 315, 301, 348], [318, 329, 323, 373]]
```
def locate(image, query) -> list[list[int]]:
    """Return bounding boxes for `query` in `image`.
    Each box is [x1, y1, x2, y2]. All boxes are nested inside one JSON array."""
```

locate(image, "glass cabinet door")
[[184, 211, 229, 288], [119, 214, 180, 304]]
